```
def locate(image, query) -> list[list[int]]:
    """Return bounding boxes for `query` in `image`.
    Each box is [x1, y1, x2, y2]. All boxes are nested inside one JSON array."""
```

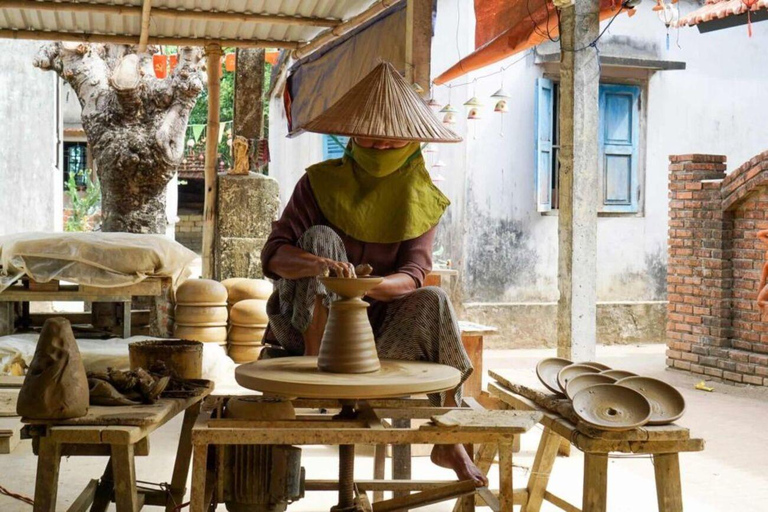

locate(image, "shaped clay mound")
[[572, 384, 651, 431], [17, 317, 89, 420], [616, 376, 686, 425], [535, 357, 572, 396]]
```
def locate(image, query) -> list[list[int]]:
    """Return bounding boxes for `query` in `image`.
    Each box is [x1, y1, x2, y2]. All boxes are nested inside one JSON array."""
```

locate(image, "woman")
[[261, 62, 486, 486]]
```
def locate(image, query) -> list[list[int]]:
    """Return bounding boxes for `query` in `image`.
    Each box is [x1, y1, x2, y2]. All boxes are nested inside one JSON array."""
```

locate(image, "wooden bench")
[[22, 382, 212, 512], [487, 370, 705, 512]]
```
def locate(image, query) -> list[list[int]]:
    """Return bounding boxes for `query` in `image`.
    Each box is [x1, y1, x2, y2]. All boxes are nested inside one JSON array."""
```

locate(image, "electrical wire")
[[0, 483, 35, 506], [438, 49, 533, 89]]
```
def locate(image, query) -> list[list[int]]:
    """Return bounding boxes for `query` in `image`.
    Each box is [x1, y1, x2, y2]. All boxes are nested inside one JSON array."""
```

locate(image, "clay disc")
[[535, 357, 572, 396], [319, 277, 384, 299], [557, 364, 601, 394], [615, 376, 686, 425], [565, 373, 617, 401], [578, 361, 611, 371], [600, 369, 637, 380], [572, 384, 651, 431], [235, 356, 461, 399]]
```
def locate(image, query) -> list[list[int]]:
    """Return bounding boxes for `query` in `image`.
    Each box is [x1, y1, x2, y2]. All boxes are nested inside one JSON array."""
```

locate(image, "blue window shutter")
[[322, 135, 349, 160], [598, 84, 640, 213], [534, 78, 554, 212]]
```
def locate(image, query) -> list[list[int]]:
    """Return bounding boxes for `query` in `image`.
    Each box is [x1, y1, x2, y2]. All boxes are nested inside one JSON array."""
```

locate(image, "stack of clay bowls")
[[535, 357, 686, 431], [227, 299, 269, 363], [173, 279, 228, 348], [222, 278, 273, 310]]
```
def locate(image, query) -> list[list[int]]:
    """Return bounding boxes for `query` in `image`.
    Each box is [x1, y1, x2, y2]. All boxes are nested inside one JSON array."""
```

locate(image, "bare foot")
[[431, 444, 488, 486]]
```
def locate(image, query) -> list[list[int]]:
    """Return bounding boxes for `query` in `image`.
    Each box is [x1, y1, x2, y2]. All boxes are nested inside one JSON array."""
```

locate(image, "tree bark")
[[35, 43, 205, 234]]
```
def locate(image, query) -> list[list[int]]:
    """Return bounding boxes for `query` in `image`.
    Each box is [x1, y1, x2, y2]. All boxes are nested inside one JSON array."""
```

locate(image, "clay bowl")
[[578, 361, 611, 371], [535, 357, 573, 395], [557, 364, 601, 394], [616, 376, 686, 425], [226, 278, 274, 304], [601, 369, 637, 380], [173, 324, 228, 343], [228, 325, 267, 343], [229, 299, 268, 327], [572, 384, 652, 431], [174, 304, 228, 325], [228, 343, 266, 364], [224, 396, 296, 420], [176, 279, 228, 306], [564, 373, 617, 401], [319, 276, 384, 299]]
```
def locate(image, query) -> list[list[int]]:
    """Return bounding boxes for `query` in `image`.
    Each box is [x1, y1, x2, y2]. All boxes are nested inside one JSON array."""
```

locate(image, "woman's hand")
[[267, 246, 355, 280], [316, 258, 356, 278]]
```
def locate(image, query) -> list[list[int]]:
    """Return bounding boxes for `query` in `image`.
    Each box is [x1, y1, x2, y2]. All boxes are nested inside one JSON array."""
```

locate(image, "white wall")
[[267, 0, 768, 306], [0, 40, 62, 236]]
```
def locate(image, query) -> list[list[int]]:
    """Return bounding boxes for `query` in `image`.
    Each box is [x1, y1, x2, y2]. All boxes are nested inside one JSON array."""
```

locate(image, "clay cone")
[[17, 317, 89, 419]]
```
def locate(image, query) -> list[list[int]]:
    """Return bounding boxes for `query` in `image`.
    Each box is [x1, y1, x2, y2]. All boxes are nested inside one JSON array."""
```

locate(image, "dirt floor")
[[1, 344, 767, 511]]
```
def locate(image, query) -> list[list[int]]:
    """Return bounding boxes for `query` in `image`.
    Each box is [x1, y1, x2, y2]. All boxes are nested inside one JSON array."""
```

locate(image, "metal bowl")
[[572, 384, 651, 431], [535, 357, 573, 396], [616, 376, 686, 425], [557, 364, 601, 394]]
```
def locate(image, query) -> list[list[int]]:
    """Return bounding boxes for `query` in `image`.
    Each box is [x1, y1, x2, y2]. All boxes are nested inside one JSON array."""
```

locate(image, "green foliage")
[[65, 169, 101, 232]]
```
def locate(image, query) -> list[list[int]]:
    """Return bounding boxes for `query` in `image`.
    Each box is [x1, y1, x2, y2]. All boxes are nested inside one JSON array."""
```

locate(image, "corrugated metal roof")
[[0, 0, 377, 47], [676, 0, 768, 27]]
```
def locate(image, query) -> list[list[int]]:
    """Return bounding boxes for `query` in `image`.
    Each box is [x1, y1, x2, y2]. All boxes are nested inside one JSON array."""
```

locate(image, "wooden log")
[[137, 0, 152, 52], [202, 43, 222, 279], [582, 454, 608, 512], [3, 0, 342, 27], [494, 381, 579, 424], [653, 453, 683, 512]]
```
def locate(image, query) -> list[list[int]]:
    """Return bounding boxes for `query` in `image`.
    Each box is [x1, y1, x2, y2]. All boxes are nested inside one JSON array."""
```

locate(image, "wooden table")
[[23, 382, 213, 512], [487, 370, 705, 512], [191, 395, 541, 512]]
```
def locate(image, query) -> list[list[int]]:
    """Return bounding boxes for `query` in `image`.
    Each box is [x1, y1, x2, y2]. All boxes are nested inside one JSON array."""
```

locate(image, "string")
[[0, 483, 35, 506]]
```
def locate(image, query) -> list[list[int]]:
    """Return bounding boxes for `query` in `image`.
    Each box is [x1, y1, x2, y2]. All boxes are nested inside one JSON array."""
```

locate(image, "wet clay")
[[317, 277, 383, 374], [572, 384, 651, 431], [17, 317, 89, 420], [615, 376, 686, 425], [535, 357, 572, 396]]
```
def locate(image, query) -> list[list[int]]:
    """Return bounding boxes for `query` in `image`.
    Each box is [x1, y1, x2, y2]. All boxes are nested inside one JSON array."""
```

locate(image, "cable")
[[0, 483, 35, 506], [438, 49, 533, 89], [561, 2, 628, 53]]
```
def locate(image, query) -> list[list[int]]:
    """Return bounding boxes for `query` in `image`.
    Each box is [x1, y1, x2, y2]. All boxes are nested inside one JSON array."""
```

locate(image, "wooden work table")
[[23, 381, 213, 512], [487, 369, 704, 512]]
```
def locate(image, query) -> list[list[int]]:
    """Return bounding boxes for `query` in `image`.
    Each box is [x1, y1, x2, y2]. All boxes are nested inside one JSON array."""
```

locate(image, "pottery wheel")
[[235, 356, 461, 399]]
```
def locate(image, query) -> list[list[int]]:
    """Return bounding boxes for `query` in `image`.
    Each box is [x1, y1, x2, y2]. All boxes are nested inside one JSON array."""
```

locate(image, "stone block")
[[217, 237, 267, 280], [217, 173, 280, 238]]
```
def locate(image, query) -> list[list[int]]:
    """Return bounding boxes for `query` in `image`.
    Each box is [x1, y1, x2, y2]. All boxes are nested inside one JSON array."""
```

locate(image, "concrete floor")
[[2, 344, 767, 511]]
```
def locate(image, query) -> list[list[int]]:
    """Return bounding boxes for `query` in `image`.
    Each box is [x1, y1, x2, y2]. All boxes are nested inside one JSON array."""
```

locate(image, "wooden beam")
[[137, 0, 152, 52], [0, 29, 301, 49], [0, 0, 342, 27], [293, 0, 403, 60], [202, 43, 222, 279], [404, 0, 431, 93]]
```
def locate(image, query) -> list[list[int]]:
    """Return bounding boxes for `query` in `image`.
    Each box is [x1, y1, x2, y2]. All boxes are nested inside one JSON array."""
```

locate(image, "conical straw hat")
[[303, 62, 462, 143]]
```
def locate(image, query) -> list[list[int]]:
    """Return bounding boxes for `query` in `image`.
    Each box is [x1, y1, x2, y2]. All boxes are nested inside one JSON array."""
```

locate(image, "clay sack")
[[16, 317, 89, 419]]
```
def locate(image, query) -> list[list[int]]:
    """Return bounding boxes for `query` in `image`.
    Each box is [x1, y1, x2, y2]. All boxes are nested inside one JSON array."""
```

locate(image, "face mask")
[[349, 142, 421, 177]]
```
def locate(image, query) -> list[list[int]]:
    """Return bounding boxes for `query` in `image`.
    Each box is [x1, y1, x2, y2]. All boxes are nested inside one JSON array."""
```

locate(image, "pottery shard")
[[16, 317, 89, 419]]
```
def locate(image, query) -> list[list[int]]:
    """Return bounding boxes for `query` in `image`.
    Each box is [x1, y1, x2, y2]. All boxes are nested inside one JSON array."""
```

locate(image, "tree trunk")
[[34, 43, 205, 234]]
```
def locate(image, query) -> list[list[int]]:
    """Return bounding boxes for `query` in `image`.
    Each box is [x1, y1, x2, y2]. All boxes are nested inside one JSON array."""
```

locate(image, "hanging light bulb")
[[467, 107, 481, 120], [442, 112, 457, 125], [494, 100, 509, 113]]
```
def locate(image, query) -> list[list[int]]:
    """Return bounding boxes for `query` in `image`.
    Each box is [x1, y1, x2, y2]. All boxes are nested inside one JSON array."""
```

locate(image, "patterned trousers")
[[265, 226, 473, 405]]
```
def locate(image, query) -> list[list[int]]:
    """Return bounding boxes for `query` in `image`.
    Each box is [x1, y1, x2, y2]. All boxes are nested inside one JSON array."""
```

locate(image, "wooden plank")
[[190, 444, 208, 512], [0, 376, 24, 387], [404, 0, 432, 92], [0, 388, 20, 416], [166, 402, 200, 511], [372, 480, 476, 512], [66, 479, 99, 512], [111, 443, 139, 512], [498, 444, 514, 512], [544, 492, 581, 512], [653, 453, 683, 512], [306, 480, 467, 492], [201, 42, 222, 279], [0, 417, 22, 453], [373, 445, 386, 502], [33, 436, 61, 512], [430, 410, 541, 432], [522, 427, 561, 512], [582, 454, 608, 512], [392, 417, 412, 502], [461, 334, 483, 398]]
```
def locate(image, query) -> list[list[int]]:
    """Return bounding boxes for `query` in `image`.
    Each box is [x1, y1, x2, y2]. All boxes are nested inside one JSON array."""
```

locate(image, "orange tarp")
[[434, 0, 635, 85]]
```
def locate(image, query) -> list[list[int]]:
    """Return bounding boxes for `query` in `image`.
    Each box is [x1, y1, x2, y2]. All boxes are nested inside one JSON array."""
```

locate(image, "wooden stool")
[[23, 384, 212, 512], [488, 370, 704, 512]]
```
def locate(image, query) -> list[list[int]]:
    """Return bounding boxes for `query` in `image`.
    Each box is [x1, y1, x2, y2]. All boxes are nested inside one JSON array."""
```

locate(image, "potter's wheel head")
[[320, 276, 384, 298], [535, 357, 572, 396], [616, 376, 686, 425], [572, 384, 651, 431]]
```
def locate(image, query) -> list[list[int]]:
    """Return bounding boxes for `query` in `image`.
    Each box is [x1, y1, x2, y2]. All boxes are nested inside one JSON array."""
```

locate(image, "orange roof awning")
[[676, 0, 768, 30], [434, 0, 635, 85]]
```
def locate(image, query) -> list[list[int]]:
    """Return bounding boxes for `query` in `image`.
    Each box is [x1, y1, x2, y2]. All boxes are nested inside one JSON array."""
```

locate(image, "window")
[[63, 142, 89, 189], [322, 135, 349, 160], [535, 79, 641, 213]]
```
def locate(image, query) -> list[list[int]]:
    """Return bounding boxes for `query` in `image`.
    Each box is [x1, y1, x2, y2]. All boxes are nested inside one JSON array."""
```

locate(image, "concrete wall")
[[0, 40, 62, 235], [266, 0, 768, 346]]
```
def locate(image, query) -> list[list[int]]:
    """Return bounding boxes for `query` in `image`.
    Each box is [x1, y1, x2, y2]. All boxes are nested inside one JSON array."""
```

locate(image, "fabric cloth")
[[265, 226, 472, 406], [306, 147, 449, 244], [261, 174, 436, 291]]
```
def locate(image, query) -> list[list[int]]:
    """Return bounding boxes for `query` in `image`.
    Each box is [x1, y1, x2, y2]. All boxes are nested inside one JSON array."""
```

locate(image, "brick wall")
[[667, 151, 768, 386], [175, 212, 203, 253]]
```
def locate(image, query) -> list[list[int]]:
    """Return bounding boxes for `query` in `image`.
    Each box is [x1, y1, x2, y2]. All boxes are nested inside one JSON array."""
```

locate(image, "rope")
[[0, 483, 34, 506]]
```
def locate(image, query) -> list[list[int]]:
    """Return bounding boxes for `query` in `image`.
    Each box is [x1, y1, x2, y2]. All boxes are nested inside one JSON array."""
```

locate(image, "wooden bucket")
[[129, 339, 203, 379]]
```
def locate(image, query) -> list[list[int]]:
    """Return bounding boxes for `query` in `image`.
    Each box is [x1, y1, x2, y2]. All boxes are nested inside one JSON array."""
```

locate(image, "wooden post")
[[202, 43, 222, 279], [405, 0, 432, 92], [137, 0, 152, 52], [556, 0, 600, 361]]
